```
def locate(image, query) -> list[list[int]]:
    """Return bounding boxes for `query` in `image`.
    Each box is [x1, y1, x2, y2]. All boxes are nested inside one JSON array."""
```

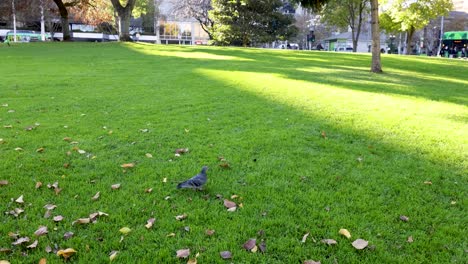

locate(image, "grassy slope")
[[0, 42, 466, 263]]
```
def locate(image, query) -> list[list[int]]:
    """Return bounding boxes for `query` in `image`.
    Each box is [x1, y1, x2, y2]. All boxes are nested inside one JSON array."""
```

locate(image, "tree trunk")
[[370, 0, 382, 73], [12, 0, 17, 42], [110, 0, 137, 42], [405, 26, 415, 55], [52, 0, 72, 41]]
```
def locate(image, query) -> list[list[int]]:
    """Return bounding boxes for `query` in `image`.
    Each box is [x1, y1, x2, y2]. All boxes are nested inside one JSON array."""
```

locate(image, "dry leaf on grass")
[[205, 229, 215, 236], [63, 232, 74, 240], [352, 239, 369, 250], [15, 195, 24, 204], [109, 251, 119, 261], [12, 237, 30, 246], [301, 232, 310, 243], [53, 215, 64, 222], [176, 248, 190, 258], [243, 238, 256, 251], [0, 180, 8, 186], [223, 199, 236, 209], [259, 240, 266, 253], [57, 248, 76, 260], [121, 163, 135, 168], [220, 251, 232, 259], [145, 153, 153, 158], [145, 218, 156, 229], [175, 148, 189, 155], [399, 215, 409, 222], [176, 214, 187, 221], [111, 184, 121, 190], [339, 228, 351, 239], [321, 239, 337, 245], [27, 240, 38, 249], [43, 204, 57, 210], [119, 227, 131, 234], [38, 258, 47, 264], [187, 258, 197, 264], [304, 261, 321, 264], [35, 182, 42, 189], [72, 218, 91, 225], [91, 192, 100, 201], [34, 226, 48, 236], [407, 236, 414, 243]]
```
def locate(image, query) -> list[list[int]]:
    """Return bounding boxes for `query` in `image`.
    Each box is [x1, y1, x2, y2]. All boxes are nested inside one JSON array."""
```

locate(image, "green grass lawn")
[[0, 42, 466, 263]]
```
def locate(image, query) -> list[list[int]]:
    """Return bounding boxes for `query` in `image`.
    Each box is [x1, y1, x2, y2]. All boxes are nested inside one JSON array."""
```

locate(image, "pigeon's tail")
[[176, 182, 185, 189]]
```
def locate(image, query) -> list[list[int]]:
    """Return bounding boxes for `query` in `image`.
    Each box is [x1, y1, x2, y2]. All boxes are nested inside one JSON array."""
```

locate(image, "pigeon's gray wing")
[[177, 166, 208, 189]]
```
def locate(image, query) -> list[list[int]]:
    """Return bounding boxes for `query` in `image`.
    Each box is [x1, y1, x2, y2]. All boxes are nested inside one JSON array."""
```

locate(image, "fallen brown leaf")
[[407, 236, 414, 243], [8, 232, 19, 239], [321, 239, 337, 245], [91, 192, 100, 201], [301, 232, 310, 243], [63, 232, 74, 240], [36, 147, 45, 153], [57, 248, 76, 260], [205, 229, 215, 236], [352, 239, 369, 250], [119, 227, 131, 234], [243, 238, 256, 251], [304, 260, 321, 264], [27, 240, 38, 249], [38, 258, 47, 264], [0, 180, 8, 186], [227, 207, 237, 212], [187, 258, 197, 264], [111, 183, 121, 190], [12, 237, 30, 246], [109, 250, 119, 261], [176, 248, 190, 258], [423, 181, 432, 185], [399, 215, 409, 222], [259, 240, 266, 253], [35, 182, 42, 189], [175, 214, 187, 221], [45, 245, 52, 253], [53, 215, 64, 222], [121, 163, 135, 168], [223, 199, 236, 209], [339, 228, 351, 239], [145, 188, 153, 193], [15, 195, 24, 204], [145, 218, 156, 229], [43, 210, 52, 219], [43, 204, 57, 210], [175, 148, 189, 154], [34, 226, 48, 236], [72, 218, 91, 225], [220, 251, 232, 259]]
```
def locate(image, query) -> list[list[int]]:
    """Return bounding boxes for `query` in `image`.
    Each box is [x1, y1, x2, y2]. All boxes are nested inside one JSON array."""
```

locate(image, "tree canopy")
[[210, 0, 297, 46], [380, 0, 453, 54]]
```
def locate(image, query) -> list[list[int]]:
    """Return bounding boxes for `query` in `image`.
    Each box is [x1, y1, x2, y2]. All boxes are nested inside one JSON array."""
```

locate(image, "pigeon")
[[177, 166, 208, 190]]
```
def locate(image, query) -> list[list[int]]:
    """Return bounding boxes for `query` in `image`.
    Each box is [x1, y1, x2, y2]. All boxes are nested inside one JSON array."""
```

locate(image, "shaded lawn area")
[[0, 42, 466, 263]]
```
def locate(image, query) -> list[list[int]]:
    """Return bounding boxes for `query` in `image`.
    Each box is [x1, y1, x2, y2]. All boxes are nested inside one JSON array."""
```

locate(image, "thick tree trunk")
[[117, 10, 132, 41], [370, 0, 382, 73], [110, 0, 137, 42], [52, 0, 72, 41], [405, 26, 415, 55]]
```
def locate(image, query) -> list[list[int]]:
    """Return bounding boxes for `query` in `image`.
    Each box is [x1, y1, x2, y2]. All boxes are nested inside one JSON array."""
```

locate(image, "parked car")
[[335, 47, 353, 52]]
